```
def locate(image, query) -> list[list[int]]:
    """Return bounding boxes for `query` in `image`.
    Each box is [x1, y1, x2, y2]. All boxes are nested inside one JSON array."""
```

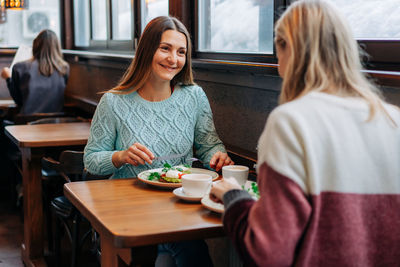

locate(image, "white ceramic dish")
[[173, 187, 202, 202], [201, 193, 224, 214], [137, 167, 219, 189]]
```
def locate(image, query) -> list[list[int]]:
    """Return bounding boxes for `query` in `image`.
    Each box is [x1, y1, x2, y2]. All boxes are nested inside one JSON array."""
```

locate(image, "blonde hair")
[[275, 0, 393, 123], [109, 16, 194, 94]]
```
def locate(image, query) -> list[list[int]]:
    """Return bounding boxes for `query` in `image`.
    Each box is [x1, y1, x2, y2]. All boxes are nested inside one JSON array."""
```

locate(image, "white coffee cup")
[[181, 174, 212, 197], [222, 165, 249, 186]]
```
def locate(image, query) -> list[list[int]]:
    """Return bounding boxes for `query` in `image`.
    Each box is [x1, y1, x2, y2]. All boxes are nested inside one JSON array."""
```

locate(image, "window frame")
[[192, 0, 400, 72], [193, 0, 286, 65], [67, 0, 400, 72], [73, 0, 135, 52]]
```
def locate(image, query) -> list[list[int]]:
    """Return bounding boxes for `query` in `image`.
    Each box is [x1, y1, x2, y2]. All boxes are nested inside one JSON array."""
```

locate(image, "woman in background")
[[84, 16, 233, 266], [211, 0, 400, 266], [1, 29, 69, 115]]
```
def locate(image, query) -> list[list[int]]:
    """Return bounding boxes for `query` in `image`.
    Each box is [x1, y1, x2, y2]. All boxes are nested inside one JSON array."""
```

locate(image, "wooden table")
[[0, 99, 16, 107], [4, 122, 91, 267], [64, 178, 224, 267]]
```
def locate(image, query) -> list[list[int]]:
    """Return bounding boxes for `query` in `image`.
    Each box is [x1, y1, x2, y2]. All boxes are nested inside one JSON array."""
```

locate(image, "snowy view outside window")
[[198, 0, 400, 54], [141, 0, 168, 32], [198, 0, 274, 54], [326, 0, 400, 39]]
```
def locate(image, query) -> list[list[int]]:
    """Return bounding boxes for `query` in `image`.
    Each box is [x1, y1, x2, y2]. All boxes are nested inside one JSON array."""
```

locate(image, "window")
[[91, 0, 107, 41], [326, 0, 400, 39], [198, 0, 274, 54], [111, 0, 132, 40], [72, 0, 169, 51], [73, 0, 134, 50], [195, 0, 285, 63], [141, 0, 169, 32], [73, 0, 90, 47], [0, 0, 61, 47]]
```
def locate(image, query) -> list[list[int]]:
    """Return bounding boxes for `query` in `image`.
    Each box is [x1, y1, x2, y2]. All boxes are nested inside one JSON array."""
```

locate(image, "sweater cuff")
[[105, 151, 121, 172], [223, 189, 253, 211]]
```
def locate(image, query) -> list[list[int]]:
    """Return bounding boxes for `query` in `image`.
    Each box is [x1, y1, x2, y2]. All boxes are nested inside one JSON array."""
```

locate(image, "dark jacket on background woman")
[[6, 59, 69, 115]]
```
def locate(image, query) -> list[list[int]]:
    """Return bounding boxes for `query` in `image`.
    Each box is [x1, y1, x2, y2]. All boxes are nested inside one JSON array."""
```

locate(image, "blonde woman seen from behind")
[[211, 0, 400, 266]]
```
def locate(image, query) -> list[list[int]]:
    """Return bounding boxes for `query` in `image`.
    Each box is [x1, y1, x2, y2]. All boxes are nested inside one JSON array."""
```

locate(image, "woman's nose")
[[167, 53, 177, 64]]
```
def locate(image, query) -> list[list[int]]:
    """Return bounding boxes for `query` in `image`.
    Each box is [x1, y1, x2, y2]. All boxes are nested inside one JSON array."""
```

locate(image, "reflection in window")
[[112, 0, 132, 40], [141, 0, 168, 32], [0, 0, 61, 47], [326, 0, 400, 39], [198, 0, 274, 54], [74, 0, 90, 47], [91, 0, 107, 40]]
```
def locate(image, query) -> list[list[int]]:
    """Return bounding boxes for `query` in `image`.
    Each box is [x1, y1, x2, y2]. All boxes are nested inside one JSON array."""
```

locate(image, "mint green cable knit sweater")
[[84, 84, 226, 179]]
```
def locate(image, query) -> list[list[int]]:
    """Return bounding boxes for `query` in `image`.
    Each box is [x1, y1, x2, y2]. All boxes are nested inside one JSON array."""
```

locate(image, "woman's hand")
[[112, 142, 155, 168], [209, 177, 242, 203], [1, 67, 11, 79], [209, 151, 234, 171]]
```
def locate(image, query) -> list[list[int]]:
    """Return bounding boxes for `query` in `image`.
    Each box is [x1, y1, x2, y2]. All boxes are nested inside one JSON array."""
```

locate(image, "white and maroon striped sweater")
[[223, 92, 400, 266]]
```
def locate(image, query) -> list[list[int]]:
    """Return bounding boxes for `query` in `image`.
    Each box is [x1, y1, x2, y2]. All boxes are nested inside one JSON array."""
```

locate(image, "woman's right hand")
[[112, 142, 155, 168]]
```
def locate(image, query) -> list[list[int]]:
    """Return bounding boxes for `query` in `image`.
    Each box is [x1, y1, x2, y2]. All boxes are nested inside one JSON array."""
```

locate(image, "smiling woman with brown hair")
[[84, 16, 233, 180]]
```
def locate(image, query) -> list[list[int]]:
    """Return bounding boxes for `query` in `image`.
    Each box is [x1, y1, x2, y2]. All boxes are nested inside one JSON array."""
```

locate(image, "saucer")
[[173, 187, 202, 202], [201, 193, 224, 214]]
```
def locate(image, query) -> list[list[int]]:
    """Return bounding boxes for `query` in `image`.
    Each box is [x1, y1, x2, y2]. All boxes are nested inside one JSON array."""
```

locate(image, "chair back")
[[42, 150, 84, 183], [28, 117, 86, 125], [14, 112, 70, 125]]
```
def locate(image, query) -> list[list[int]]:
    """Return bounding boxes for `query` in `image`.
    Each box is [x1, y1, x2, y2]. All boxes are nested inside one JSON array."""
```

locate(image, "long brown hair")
[[109, 16, 194, 94], [32, 29, 68, 76], [275, 0, 394, 124]]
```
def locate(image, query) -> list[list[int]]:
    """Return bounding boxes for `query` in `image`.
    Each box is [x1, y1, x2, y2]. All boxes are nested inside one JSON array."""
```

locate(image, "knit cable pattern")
[[84, 84, 226, 178]]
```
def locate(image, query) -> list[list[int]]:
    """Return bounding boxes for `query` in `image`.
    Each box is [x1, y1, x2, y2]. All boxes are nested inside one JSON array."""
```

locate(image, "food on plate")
[[148, 163, 191, 183]]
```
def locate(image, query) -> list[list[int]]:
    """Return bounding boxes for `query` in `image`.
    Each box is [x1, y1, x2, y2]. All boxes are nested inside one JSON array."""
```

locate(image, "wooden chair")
[[14, 112, 71, 125], [41, 151, 85, 267], [42, 151, 110, 267]]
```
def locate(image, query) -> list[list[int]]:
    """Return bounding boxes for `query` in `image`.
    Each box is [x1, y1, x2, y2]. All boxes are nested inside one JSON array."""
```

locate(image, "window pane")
[[111, 0, 132, 40], [91, 0, 107, 40], [0, 0, 61, 47], [198, 0, 274, 54], [141, 0, 168, 32], [73, 0, 90, 46], [326, 0, 400, 39]]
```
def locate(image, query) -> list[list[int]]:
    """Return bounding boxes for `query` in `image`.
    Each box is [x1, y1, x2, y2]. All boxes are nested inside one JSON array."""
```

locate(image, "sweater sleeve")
[[84, 93, 120, 175], [222, 108, 312, 266], [7, 66, 23, 106], [193, 87, 226, 165]]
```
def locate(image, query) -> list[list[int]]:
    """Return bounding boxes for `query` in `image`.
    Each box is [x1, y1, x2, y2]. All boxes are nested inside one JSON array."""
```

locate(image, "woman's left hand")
[[209, 151, 234, 171]]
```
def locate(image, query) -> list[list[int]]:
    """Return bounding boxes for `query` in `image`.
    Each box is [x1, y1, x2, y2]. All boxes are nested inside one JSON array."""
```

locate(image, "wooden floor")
[[0, 202, 24, 267], [0, 193, 99, 267]]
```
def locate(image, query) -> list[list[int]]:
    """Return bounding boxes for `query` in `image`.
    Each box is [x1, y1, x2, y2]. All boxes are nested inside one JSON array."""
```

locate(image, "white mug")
[[181, 174, 212, 197], [222, 165, 249, 186]]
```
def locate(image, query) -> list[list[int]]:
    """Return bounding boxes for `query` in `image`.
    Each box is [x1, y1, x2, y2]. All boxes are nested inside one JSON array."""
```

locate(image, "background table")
[[64, 178, 224, 267], [5, 122, 90, 267], [0, 99, 16, 109]]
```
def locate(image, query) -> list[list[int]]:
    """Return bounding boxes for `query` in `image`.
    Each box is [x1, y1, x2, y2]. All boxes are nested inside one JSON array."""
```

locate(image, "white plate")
[[137, 167, 219, 189], [201, 193, 224, 214], [173, 187, 202, 202]]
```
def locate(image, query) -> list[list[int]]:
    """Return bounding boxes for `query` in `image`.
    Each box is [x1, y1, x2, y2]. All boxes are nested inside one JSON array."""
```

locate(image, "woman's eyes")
[[159, 46, 186, 56]]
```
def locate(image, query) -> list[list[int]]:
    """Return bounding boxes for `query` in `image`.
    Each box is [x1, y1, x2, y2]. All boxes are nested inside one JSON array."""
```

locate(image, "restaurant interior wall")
[[61, 53, 400, 159]]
